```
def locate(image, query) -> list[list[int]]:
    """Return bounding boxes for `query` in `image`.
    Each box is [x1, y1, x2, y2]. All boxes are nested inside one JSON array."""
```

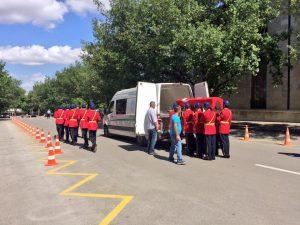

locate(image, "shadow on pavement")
[[278, 152, 300, 158]]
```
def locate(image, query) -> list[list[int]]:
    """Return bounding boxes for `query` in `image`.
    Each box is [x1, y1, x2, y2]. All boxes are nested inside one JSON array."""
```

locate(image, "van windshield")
[[160, 84, 192, 114]]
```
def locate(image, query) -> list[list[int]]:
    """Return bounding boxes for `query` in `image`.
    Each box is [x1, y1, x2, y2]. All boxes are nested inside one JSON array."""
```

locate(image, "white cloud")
[[12, 73, 46, 92], [0, 45, 82, 65], [66, 0, 97, 15], [66, 0, 111, 14], [0, 0, 68, 29], [0, 0, 110, 28]]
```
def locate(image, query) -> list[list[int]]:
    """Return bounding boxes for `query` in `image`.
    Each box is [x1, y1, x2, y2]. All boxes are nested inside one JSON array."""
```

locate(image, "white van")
[[103, 82, 208, 145]]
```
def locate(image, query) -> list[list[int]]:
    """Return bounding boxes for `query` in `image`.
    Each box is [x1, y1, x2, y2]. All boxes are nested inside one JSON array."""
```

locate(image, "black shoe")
[[169, 158, 175, 163]]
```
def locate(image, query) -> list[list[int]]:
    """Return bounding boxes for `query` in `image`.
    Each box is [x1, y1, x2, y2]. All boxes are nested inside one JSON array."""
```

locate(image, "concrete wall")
[[228, 5, 300, 112], [232, 109, 300, 123]]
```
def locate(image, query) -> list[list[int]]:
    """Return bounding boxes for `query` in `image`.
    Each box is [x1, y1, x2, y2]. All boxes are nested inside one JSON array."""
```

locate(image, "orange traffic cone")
[[283, 127, 291, 146], [35, 128, 40, 140], [54, 135, 63, 155], [40, 130, 46, 143], [32, 127, 36, 137], [45, 142, 57, 166], [45, 132, 52, 149], [242, 125, 250, 141]]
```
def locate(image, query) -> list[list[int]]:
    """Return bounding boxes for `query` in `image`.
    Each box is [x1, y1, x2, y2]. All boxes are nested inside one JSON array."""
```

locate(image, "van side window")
[[108, 101, 114, 114], [116, 99, 127, 114]]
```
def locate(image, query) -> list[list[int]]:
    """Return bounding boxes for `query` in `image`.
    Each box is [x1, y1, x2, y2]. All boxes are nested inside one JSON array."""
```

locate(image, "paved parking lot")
[[1, 117, 300, 225]]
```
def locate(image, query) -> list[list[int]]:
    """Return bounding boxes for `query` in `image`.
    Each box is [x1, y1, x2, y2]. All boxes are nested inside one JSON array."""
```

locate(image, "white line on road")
[[255, 164, 300, 176]]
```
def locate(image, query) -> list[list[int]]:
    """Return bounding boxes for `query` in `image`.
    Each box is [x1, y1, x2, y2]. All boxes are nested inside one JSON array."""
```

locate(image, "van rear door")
[[135, 82, 157, 136], [194, 81, 210, 98]]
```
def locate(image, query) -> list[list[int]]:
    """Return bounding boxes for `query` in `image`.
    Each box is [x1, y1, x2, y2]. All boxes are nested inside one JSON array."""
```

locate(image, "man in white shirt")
[[145, 101, 158, 155]]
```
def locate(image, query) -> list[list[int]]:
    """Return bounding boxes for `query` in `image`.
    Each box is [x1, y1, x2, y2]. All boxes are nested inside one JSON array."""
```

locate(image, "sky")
[[0, 0, 110, 92]]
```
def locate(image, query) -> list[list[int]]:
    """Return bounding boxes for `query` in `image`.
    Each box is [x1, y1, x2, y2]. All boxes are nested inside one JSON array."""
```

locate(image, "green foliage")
[[0, 61, 26, 114], [27, 62, 99, 113], [83, 0, 300, 97]]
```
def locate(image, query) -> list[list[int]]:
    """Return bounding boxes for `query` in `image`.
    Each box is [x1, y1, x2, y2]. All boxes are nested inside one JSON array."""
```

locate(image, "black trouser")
[[56, 124, 64, 141], [205, 135, 216, 160], [89, 130, 97, 147], [215, 134, 222, 156], [186, 133, 196, 156], [220, 134, 230, 157], [196, 134, 206, 158], [81, 129, 88, 147], [64, 126, 70, 142], [70, 127, 78, 144]]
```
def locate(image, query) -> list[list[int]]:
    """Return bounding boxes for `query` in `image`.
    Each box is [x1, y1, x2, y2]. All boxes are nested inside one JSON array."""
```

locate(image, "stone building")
[[228, 6, 300, 123]]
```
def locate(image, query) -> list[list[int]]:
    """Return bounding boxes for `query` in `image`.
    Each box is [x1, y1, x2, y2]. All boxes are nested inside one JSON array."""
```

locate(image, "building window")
[[116, 99, 127, 114]]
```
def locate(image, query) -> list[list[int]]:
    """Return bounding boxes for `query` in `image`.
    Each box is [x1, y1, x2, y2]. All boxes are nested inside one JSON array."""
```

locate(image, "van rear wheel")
[[136, 136, 147, 147]]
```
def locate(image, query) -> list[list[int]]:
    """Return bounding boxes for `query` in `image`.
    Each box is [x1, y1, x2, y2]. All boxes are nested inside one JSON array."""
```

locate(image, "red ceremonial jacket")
[[68, 109, 79, 128], [54, 109, 64, 125], [87, 110, 101, 131], [183, 108, 194, 133], [64, 109, 69, 126], [217, 108, 232, 134], [203, 109, 216, 135], [193, 108, 204, 134], [78, 108, 89, 129]]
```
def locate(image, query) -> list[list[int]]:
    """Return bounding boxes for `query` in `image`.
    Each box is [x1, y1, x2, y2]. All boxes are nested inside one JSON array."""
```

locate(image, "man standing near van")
[[169, 104, 185, 165], [146, 101, 158, 155]]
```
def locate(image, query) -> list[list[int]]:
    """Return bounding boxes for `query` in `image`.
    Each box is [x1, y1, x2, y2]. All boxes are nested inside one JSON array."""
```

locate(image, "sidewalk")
[[231, 120, 300, 139]]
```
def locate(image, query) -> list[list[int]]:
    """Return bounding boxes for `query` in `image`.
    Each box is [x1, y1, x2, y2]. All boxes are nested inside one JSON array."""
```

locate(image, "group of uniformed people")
[[53, 102, 101, 152], [172, 100, 232, 160]]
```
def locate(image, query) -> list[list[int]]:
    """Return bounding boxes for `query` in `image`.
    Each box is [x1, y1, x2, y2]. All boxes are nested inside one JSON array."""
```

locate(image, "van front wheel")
[[136, 136, 147, 147]]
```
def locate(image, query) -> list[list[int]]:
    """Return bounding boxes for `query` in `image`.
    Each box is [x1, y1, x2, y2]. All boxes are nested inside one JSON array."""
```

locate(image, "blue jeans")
[[169, 135, 183, 162], [147, 129, 157, 154]]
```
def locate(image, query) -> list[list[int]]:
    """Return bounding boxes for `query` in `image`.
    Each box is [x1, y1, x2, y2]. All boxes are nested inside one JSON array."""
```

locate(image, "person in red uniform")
[[193, 103, 205, 159], [54, 105, 65, 141], [183, 102, 195, 156], [78, 104, 89, 149], [203, 102, 216, 160], [64, 105, 70, 143], [87, 102, 101, 152], [68, 104, 79, 145], [217, 100, 232, 158]]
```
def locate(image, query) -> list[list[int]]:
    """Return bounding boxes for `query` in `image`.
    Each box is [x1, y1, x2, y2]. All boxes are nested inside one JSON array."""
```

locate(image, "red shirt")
[[78, 108, 89, 129], [87, 110, 101, 131], [54, 109, 65, 125], [217, 108, 232, 134], [203, 109, 216, 135], [193, 108, 204, 134], [183, 108, 194, 133], [64, 109, 69, 126], [68, 109, 79, 128]]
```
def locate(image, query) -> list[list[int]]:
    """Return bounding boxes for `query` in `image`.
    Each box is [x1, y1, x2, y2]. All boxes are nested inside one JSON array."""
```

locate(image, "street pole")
[[287, 0, 291, 110]]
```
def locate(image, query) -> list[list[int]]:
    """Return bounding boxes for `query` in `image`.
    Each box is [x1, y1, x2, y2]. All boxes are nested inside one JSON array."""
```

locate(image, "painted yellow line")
[[14, 120, 134, 225], [45, 159, 133, 225]]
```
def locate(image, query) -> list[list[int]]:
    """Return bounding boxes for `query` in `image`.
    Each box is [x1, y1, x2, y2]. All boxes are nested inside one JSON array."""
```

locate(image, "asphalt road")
[[1, 117, 300, 225]]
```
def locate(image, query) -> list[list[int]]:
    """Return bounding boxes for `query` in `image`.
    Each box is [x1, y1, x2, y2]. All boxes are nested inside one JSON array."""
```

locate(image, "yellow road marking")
[[12, 119, 133, 225], [45, 159, 134, 225]]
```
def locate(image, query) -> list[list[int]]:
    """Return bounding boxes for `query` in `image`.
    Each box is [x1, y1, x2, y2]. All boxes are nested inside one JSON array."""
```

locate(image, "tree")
[[0, 61, 26, 114], [84, 0, 300, 98]]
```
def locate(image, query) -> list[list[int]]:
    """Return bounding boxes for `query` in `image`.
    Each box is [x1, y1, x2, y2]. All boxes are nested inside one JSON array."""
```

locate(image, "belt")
[[70, 119, 77, 121], [89, 121, 97, 123], [80, 119, 85, 121], [205, 123, 215, 125], [220, 121, 230, 124]]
